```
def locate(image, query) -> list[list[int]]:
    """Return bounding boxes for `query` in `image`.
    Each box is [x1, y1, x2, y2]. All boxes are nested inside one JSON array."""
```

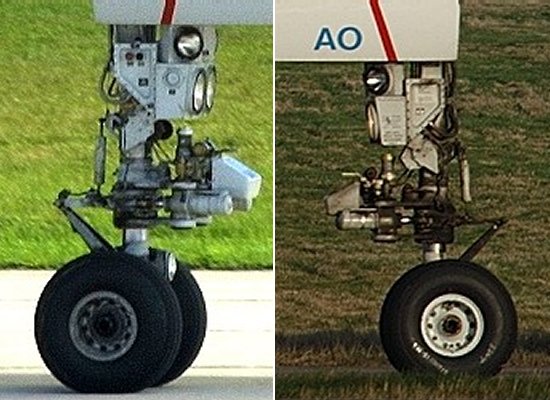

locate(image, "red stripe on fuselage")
[[369, 0, 397, 62], [161, 0, 177, 24]]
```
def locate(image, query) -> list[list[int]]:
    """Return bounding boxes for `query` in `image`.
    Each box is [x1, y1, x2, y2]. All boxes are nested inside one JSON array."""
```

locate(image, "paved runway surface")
[[0, 270, 273, 399], [0, 373, 273, 400], [0, 373, 272, 400]]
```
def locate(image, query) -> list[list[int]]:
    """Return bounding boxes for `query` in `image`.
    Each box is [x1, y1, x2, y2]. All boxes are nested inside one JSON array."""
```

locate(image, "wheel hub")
[[420, 293, 484, 358], [69, 291, 138, 362], [440, 315, 462, 336]]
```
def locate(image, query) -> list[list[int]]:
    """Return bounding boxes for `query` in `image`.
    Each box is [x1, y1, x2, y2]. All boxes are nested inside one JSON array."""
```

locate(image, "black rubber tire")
[[380, 259, 517, 376], [154, 261, 207, 386], [34, 251, 183, 393]]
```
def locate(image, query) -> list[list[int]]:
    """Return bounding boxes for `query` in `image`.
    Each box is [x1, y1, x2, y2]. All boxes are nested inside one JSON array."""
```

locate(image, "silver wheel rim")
[[420, 293, 484, 358], [69, 291, 138, 362]]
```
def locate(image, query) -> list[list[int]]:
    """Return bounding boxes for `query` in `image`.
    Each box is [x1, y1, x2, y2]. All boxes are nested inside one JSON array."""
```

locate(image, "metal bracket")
[[459, 219, 507, 262], [56, 191, 113, 251]]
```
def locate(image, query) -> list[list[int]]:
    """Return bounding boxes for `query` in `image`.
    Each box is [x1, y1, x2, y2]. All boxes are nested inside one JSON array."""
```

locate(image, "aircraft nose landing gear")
[[33, 2, 264, 392], [325, 60, 518, 375]]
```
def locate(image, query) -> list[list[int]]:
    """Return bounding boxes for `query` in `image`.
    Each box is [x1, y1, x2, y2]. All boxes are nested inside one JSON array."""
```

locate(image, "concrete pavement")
[[0, 374, 273, 400], [0, 270, 274, 398]]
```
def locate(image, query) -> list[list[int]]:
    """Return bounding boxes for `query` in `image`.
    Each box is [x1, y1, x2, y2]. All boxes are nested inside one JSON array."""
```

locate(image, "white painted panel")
[[276, 0, 460, 62], [93, 0, 272, 25]]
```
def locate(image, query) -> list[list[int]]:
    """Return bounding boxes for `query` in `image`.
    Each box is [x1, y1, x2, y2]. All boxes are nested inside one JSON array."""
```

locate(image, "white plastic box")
[[212, 156, 262, 211]]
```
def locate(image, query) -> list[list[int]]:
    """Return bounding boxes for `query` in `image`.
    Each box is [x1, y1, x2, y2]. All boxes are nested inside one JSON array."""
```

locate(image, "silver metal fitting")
[[336, 210, 377, 230]]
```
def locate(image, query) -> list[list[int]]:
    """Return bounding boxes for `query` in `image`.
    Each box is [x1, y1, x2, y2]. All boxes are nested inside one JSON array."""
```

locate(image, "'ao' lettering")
[[314, 26, 363, 51]]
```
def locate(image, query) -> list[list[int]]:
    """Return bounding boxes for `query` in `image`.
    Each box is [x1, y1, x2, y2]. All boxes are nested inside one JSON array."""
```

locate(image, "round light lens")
[[206, 68, 217, 110], [363, 65, 390, 96], [175, 27, 203, 60], [192, 70, 206, 113]]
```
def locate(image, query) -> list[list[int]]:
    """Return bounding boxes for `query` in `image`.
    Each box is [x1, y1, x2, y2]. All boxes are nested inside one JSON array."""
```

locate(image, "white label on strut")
[[375, 96, 407, 146]]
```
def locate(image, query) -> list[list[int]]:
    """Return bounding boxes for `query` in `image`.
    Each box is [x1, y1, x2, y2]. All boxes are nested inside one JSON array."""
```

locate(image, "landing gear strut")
[[325, 61, 517, 375]]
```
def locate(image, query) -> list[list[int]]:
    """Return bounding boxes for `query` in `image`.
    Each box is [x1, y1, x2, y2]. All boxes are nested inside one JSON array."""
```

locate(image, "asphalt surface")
[[0, 374, 273, 400], [0, 270, 273, 399]]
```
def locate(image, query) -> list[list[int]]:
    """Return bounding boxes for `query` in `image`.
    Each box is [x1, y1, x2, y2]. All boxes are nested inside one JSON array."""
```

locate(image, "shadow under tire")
[[154, 259, 207, 386], [379, 259, 517, 376], [34, 251, 183, 393]]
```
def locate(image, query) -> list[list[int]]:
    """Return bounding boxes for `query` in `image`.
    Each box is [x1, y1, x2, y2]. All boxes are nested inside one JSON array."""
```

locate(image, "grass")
[[275, 4, 550, 398], [0, 1, 272, 269], [277, 370, 550, 400]]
